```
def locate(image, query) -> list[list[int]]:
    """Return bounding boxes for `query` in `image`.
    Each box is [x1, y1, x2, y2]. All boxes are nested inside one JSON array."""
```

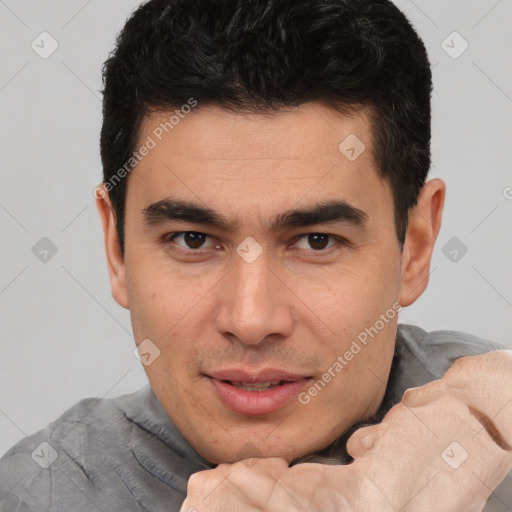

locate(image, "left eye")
[[293, 233, 339, 251]]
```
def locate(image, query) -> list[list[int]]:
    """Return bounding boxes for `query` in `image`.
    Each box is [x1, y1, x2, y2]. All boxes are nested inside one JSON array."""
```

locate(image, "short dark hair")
[[100, 0, 432, 254]]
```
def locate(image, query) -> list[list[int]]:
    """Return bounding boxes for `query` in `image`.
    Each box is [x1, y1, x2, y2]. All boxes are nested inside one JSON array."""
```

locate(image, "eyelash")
[[162, 231, 349, 256]]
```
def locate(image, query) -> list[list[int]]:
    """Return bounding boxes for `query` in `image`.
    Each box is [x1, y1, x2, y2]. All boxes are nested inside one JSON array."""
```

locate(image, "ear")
[[399, 178, 446, 307], [95, 185, 129, 309]]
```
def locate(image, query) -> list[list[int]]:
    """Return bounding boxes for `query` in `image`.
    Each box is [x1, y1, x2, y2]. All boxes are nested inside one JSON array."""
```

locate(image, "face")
[[98, 102, 444, 464]]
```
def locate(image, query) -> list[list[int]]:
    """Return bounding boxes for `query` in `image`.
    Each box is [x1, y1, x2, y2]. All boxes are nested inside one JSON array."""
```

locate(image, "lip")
[[205, 369, 312, 416], [207, 368, 310, 383]]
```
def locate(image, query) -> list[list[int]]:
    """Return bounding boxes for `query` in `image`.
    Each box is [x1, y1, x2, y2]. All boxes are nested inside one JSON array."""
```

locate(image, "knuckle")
[[186, 470, 210, 491], [401, 380, 447, 406], [444, 355, 474, 379], [401, 386, 420, 405]]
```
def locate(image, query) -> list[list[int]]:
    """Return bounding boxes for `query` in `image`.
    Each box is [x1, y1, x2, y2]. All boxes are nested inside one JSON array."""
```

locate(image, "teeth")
[[230, 380, 282, 391]]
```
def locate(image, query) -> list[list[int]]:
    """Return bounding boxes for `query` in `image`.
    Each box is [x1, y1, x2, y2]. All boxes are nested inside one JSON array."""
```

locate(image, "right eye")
[[163, 231, 222, 253]]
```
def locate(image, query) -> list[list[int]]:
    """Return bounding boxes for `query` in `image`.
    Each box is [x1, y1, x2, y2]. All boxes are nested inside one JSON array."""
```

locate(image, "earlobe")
[[398, 178, 446, 307], [95, 185, 129, 309]]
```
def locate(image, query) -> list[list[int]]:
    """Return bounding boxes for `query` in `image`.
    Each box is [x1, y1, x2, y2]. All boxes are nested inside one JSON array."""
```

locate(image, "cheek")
[[125, 250, 199, 338], [314, 254, 401, 333], [126, 273, 172, 342], [125, 255, 211, 379], [305, 258, 399, 408]]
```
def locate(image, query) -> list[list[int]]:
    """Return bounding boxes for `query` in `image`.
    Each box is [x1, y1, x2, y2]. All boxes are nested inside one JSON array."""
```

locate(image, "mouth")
[[205, 370, 313, 416], [226, 380, 288, 391]]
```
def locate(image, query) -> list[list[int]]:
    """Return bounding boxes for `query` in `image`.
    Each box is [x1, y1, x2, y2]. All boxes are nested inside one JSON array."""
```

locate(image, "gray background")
[[1, 0, 511, 458]]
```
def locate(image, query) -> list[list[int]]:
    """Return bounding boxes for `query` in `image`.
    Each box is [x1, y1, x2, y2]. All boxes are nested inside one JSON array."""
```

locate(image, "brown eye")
[[307, 234, 330, 250], [182, 232, 207, 249], [167, 231, 216, 250], [294, 233, 338, 252]]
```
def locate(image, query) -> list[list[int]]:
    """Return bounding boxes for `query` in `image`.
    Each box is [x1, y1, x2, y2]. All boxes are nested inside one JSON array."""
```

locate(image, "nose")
[[214, 245, 294, 346]]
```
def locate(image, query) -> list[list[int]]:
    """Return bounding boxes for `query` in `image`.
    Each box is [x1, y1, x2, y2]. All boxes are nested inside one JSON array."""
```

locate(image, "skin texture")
[[97, 103, 445, 465], [179, 350, 512, 511], [96, 103, 512, 508], [347, 352, 512, 511]]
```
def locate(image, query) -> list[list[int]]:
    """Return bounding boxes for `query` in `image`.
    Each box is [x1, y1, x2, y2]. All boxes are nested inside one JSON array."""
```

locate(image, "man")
[[1, 0, 511, 510]]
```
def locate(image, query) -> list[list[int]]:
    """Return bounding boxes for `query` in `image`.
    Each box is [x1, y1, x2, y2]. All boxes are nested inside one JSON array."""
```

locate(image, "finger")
[[224, 457, 289, 506], [443, 350, 512, 447], [269, 463, 356, 512], [184, 467, 253, 512], [402, 372, 512, 456], [345, 423, 382, 459], [396, 396, 511, 511]]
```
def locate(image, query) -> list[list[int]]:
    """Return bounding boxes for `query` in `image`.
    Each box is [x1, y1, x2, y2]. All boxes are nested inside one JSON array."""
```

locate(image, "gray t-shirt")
[[1, 324, 511, 511]]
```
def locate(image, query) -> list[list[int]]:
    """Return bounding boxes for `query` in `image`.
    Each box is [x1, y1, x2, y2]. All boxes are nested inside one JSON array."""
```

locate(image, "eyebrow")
[[142, 198, 368, 232]]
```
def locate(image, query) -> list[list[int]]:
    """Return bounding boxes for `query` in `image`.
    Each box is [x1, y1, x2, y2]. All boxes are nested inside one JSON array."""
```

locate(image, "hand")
[[180, 350, 512, 511], [346, 349, 512, 510], [181, 395, 511, 512], [401, 349, 512, 450], [347, 386, 512, 510], [179, 457, 390, 512]]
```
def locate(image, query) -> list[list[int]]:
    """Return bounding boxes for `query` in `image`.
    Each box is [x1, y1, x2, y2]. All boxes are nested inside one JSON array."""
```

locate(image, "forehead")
[[138, 103, 373, 164], [126, 103, 393, 231]]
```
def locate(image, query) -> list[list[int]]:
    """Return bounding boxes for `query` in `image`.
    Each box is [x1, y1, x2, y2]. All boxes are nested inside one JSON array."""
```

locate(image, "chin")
[[203, 440, 301, 465]]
